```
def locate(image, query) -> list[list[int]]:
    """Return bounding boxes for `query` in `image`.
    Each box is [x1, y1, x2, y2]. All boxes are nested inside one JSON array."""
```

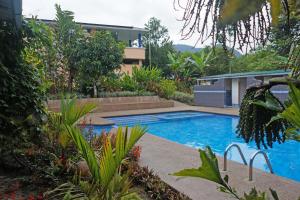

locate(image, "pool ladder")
[[223, 144, 274, 181]]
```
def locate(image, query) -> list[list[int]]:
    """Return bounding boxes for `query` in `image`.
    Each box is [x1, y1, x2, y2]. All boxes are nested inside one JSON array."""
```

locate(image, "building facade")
[[194, 70, 290, 108], [41, 19, 147, 75]]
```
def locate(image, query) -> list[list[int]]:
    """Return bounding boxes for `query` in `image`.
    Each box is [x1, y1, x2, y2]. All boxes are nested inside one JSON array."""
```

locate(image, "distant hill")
[[173, 44, 242, 57], [174, 44, 202, 53]]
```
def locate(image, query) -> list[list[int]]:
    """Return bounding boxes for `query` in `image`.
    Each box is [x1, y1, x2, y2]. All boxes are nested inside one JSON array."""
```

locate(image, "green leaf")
[[65, 125, 101, 183], [252, 91, 283, 112], [100, 126, 146, 188], [172, 146, 223, 185]]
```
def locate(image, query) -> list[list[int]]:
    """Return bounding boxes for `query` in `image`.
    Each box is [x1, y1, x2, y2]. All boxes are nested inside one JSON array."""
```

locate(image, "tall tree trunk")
[[68, 69, 74, 93], [93, 83, 97, 97]]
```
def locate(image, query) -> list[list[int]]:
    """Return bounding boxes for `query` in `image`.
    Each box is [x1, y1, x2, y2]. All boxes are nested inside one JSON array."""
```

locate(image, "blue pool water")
[[93, 111, 300, 182]]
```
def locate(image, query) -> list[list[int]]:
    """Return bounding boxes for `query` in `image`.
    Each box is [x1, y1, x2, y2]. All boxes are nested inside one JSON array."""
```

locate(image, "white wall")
[[232, 79, 239, 106]]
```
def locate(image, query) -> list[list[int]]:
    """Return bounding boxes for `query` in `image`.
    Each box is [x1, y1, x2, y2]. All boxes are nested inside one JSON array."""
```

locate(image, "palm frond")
[[65, 125, 101, 183], [60, 97, 96, 126], [44, 182, 89, 200], [100, 126, 146, 188]]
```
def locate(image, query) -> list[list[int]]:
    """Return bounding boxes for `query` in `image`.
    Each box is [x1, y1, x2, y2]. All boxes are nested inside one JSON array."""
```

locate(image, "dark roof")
[[38, 19, 147, 32], [197, 70, 291, 81]]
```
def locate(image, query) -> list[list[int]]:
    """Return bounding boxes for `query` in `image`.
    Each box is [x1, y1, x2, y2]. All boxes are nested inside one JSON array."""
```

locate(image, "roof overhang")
[[0, 0, 22, 27], [197, 70, 291, 81], [39, 19, 147, 42]]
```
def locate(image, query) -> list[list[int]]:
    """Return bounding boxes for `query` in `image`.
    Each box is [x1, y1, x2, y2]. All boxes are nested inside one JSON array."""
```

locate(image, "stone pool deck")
[[88, 103, 300, 199], [138, 133, 300, 200]]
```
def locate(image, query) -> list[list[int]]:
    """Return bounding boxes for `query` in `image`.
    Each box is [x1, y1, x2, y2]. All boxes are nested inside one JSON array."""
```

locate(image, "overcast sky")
[[22, 0, 208, 47]]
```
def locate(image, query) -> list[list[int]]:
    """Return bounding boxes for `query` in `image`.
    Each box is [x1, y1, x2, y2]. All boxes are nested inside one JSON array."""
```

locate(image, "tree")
[[143, 17, 176, 75], [230, 48, 288, 73], [54, 4, 84, 92], [79, 31, 124, 97]]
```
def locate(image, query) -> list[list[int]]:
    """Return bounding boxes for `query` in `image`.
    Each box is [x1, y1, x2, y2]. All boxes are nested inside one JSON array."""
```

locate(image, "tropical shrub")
[[132, 66, 162, 91], [46, 126, 146, 200], [159, 79, 177, 99], [171, 91, 194, 105], [47, 96, 96, 149], [175, 81, 192, 93], [120, 74, 138, 91], [98, 75, 122, 92], [46, 97, 147, 199]]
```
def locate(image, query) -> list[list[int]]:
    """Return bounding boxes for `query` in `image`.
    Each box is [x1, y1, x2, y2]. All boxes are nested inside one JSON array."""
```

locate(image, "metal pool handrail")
[[249, 150, 274, 181], [223, 144, 247, 171]]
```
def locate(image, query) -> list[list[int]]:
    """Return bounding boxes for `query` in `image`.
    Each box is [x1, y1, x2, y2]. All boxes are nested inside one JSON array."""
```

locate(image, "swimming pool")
[[93, 111, 300, 182]]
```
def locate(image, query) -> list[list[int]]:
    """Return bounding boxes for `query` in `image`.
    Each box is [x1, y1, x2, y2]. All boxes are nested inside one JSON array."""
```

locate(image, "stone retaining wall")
[[48, 96, 174, 112]]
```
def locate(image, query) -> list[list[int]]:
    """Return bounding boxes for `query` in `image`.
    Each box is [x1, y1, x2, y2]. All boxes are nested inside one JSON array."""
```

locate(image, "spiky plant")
[[47, 96, 96, 148], [45, 125, 146, 200]]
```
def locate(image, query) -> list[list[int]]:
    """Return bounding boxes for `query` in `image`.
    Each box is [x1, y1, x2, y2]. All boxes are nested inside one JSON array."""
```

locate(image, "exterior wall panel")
[[232, 79, 239, 107], [120, 64, 141, 75], [124, 47, 145, 60], [194, 79, 226, 107]]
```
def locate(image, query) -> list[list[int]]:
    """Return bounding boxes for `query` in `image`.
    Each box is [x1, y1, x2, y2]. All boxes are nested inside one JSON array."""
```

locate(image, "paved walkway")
[[138, 133, 300, 200]]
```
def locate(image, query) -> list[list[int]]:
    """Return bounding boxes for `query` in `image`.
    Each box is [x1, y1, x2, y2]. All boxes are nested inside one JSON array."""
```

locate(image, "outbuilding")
[[194, 70, 290, 108]]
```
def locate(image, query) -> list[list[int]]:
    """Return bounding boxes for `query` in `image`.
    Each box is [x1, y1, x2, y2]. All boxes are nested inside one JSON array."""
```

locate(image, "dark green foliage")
[[230, 49, 288, 73], [0, 20, 46, 155], [237, 88, 287, 149], [128, 162, 191, 200]]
